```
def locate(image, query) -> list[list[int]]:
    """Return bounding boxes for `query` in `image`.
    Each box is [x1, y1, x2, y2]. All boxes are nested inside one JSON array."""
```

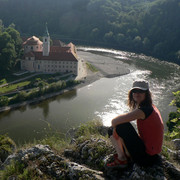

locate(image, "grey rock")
[[162, 156, 180, 179], [164, 146, 177, 159], [64, 149, 74, 157], [172, 139, 180, 150], [67, 161, 104, 180], [2, 144, 53, 169], [177, 150, 180, 160]]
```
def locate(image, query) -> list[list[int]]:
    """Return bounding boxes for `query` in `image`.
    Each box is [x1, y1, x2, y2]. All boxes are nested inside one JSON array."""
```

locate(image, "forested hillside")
[[0, 0, 180, 64]]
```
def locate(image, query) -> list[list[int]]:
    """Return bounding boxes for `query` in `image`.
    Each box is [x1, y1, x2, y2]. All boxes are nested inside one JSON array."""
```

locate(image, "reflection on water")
[[78, 48, 180, 127], [28, 89, 77, 118], [0, 48, 179, 144]]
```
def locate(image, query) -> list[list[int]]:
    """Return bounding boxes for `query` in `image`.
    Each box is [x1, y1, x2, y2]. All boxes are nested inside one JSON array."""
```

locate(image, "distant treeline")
[[0, 0, 180, 64]]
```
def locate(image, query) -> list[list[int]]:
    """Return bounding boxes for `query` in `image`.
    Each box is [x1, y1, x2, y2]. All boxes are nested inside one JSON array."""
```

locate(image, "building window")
[[31, 46, 33, 50], [29, 57, 31, 60], [38, 65, 40, 70], [45, 38, 47, 42]]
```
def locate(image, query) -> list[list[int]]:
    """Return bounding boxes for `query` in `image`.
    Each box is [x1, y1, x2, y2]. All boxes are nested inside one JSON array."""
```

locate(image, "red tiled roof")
[[52, 40, 66, 47], [24, 51, 35, 58], [24, 51, 78, 62], [23, 36, 43, 46], [50, 46, 71, 53]]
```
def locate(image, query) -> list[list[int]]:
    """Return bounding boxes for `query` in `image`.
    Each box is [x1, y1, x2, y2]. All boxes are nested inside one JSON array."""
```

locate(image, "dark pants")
[[108, 122, 159, 167]]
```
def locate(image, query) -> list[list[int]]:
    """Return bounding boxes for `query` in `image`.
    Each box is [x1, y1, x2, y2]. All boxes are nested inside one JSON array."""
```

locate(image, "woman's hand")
[[111, 109, 145, 128]]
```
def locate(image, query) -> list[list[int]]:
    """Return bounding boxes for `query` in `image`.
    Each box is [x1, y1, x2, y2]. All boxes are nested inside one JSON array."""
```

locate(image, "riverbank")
[[75, 50, 130, 89], [0, 85, 77, 113], [0, 50, 130, 113]]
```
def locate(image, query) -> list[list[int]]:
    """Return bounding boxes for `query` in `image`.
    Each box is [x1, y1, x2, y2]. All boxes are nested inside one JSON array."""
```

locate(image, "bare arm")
[[111, 109, 145, 127]]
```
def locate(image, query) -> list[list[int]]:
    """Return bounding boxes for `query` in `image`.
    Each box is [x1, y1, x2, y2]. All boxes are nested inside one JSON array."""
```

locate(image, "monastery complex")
[[21, 25, 82, 76]]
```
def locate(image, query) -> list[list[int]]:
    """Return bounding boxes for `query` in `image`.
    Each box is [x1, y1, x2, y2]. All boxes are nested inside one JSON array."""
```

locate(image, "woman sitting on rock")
[[107, 80, 164, 168]]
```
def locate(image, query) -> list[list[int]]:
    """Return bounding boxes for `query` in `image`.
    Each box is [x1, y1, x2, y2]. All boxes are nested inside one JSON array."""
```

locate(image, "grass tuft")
[[86, 62, 98, 72]]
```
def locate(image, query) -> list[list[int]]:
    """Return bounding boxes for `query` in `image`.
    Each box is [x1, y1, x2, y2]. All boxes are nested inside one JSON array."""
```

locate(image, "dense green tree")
[[0, 21, 22, 74], [0, 0, 179, 64], [0, 96, 9, 107]]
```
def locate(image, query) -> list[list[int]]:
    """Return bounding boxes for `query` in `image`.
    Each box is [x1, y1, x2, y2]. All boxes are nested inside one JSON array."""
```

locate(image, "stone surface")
[[162, 156, 180, 180], [104, 155, 166, 180], [1, 135, 180, 179], [164, 146, 180, 161], [172, 139, 180, 150], [67, 161, 103, 180], [64, 137, 115, 170]]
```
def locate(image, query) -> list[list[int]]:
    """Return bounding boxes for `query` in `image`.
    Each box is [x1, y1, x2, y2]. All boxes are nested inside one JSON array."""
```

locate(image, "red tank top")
[[137, 105, 164, 155]]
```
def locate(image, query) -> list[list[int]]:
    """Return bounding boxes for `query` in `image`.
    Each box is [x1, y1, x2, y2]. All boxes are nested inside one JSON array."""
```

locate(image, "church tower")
[[43, 23, 50, 56]]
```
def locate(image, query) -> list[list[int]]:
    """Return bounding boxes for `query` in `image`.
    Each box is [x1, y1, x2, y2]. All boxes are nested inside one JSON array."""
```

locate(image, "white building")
[[21, 25, 79, 75]]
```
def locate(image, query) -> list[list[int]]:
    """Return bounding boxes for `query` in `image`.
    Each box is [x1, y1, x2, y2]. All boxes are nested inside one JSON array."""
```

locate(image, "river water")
[[0, 47, 179, 144]]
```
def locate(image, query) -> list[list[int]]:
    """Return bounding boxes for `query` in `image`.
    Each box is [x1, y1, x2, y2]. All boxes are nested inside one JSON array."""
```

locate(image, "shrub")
[[166, 90, 180, 139], [0, 96, 9, 107], [0, 134, 16, 162], [9, 91, 27, 104]]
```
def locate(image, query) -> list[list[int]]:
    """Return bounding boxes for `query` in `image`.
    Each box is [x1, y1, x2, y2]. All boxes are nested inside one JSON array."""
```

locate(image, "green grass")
[[0, 72, 33, 85], [0, 161, 47, 180], [0, 79, 7, 85], [0, 72, 69, 94], [60, 75, 72, 80], [86, 62, 98, 72], [0, 81, 30, 94]]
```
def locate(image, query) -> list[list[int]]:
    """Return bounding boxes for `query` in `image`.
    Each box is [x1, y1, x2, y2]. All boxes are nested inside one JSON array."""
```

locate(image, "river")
[[0, 47, 179, 144]]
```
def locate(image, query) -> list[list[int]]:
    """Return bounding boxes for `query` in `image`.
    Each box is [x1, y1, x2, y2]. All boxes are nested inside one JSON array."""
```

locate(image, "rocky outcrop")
[[1, 141, 180, 180], [64, 137, 115, 170], [1, 130, 180, 179], [1, 144, 104, 180]]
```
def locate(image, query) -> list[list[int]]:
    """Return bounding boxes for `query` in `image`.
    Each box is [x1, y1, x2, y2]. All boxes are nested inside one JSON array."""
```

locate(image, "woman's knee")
[[116, 122, 132, 130], [116, 122, 133, 136]]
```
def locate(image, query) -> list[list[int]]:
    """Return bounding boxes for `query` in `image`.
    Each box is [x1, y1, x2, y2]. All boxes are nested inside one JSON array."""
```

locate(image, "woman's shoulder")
[[138, 105, 153, 119]]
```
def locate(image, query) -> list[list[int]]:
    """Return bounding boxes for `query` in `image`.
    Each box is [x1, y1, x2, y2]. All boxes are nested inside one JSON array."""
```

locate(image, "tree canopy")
[[0, 22, 22, 74], [0, 0, 179, 64]]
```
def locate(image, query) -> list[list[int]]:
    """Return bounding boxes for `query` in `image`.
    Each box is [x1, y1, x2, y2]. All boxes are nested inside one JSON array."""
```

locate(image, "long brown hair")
[[128, 89, 152, 110]]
